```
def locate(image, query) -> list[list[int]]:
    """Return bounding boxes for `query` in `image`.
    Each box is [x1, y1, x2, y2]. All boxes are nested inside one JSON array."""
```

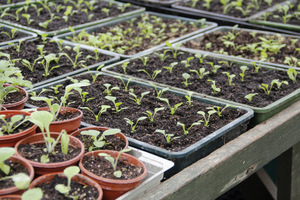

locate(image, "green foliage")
[[182, 73, 191, 86], [105, 96, 128, 113], [207, 79, 221, 94], [177, 121, 201, 135], [159, 98, 182, 115], [259, 79, 289, 95], [244, 93, 258, 102], [55, 166, 80, 199], [287, 68, 297, 83], [129, 91, 150, 105], [22, 188, 43, 200], [144, 107, 164, 122], [190, 67, 210, 80], [0, 147, 15, 175], [197, 110, 217, 127], [222, 72, 236, 86], [124, 116, 147, 133], [0, 114, 29, 136], [81, 105, 111, 121], [155, 129, 180, 143], [239, 66, 249, 81]]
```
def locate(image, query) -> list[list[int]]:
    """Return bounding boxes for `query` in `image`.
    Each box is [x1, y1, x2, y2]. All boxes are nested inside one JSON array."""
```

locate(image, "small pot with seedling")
[[0, 110, 37, 147], [79, 149, 147, 200], [14, 111, 85, 175], [70, 126, 129, 152], [27, 166, 103, 200], [0, 147, 34, 196]]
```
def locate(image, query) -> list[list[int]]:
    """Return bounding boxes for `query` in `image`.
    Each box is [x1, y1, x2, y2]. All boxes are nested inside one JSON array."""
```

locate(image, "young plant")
[[120, 62, 129, 74], [59, 45, 85, 68], [0, 114, 29, 136], [222, 72, 236, 86], [22, 13, 34, 25], [159, 98, 182, 115], [176, 121, 201, 135], [208, 62, 222, 74], [105, 96, 128, 113], [98, 148, 132, 178], [287, 68, 297, 83], [194, 53, 207, 64], [259, 79, 289, 95], [239, 66, 249, 82], [182, 73, 191, 87], [55, 166, 80, 199], [165, 41, 182, 58], [185, 91, 194, 106], [207, 105, 231, 117], [0, 27, 19, 39], [252, 61, 262, 73], [244, 93, 258, 102], [207, 79, 221, 94], [190, 67, 210, 80], [129, 91, 150, 106], [197, 110, 217, 127], [163, 62, 178, 73], [103, 83, 120, 96], [154, 50, 169, 62], [80, 129, 120, 151], [118, 77, 131, 91], [22, 188, 43, 200], [138, 69, 162, 80], [139, 56, 149, 66], [81, 105, 111, 121], [144, 107, 165, 122], [150, 83, 169, 98], [155, 129, 180, 143], [181, 57, 194, 68], [124, 117, 147, 133]]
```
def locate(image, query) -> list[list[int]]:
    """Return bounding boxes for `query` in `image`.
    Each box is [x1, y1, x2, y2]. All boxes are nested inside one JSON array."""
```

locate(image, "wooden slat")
[[137, 100, 300, 200]]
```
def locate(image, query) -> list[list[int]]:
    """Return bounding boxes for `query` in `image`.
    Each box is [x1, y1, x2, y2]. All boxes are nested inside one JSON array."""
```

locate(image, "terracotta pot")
[[70, 126, 129, 151], [0, 156, 34, 196], [37, 107, 82, 133], [2, 84, 28, 111], [28, 172, 103, 200], [15, 133, 85, 175], [79, 150, 147, 200], [0, 195, 21, 200], [0, 110, 37, 147]]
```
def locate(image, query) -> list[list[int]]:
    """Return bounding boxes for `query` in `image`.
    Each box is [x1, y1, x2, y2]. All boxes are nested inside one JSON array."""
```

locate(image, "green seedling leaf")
[[0, 147, 15, 175], [22, 188, 43, 200], [12, 173, 31, 189]]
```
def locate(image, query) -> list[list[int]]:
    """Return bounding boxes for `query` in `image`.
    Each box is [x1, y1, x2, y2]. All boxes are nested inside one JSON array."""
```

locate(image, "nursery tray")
[[102, 47, 300, 126], [27, 71, 253, 176], [0, 22, 37, 46], [55, 11, 217, 59], [177, 26, 300, 71], [120, 0, 180, 6], [249, 0, 300, 32], [171, 0, 291, 22], [0, 0, 145, 36]]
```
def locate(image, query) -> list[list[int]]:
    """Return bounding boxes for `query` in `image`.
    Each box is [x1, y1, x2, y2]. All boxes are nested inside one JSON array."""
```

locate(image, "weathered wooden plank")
[[137, 100, 300, 200]]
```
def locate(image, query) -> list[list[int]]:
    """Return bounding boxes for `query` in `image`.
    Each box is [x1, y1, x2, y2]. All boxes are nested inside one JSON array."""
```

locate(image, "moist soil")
[[27, 73, 247, 152], [183, 29, 300, 67], [38, 175, 99, 200], [0, 0, 24, 4], [176, 0, 286, 18], [0, 159, 29, 190], [2, 89, 26, 105], [67, 13, 205, 55], [0, 38, 113, 85], [0, 0, 139, 31], [0, 114, 33, 135], [109, 49, 300, 108], [75, 133, 126, 152], [82, 155, 143, 180], [0, 27, 28, 43], [18, 143, 81, 163]]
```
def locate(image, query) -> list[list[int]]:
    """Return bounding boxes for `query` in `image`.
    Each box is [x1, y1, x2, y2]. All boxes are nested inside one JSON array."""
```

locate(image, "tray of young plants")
[[0, 0, 145, 36], [171, 0, 290, 21], [103, 45, 300, 125], [0, 37, 119, 88], [123, 0, 181, 7], [0, 23, 36, 46], [249, 0, 300, 31], [26, 71, 253, 175], [55, 12, 217, 59], [178, 25, 300, 70]]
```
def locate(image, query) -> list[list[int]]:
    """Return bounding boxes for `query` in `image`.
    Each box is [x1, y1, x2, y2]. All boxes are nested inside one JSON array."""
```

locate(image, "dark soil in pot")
[[0, 159, 29, 190], [0, 114, 33, 135], [37, 175, 99, 200], [82, 155, 143, 180], [2, 92, 26, 106], [183, 29, 300, 67], [0, 27, 26, 42], [176, 0, 286, 18], [0, 38, 113, 85], [109, 49, 300, 108], [27, 74, 246, 152], [0, 0, 139, 31]]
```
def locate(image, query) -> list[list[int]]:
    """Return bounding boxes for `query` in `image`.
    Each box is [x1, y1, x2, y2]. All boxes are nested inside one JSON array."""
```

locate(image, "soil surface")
[[82, 154, 143, 180], [2, 89, 26, 105], [0, 27, 27, 43], [0, 0, 139, 31], [27, 74, 247, 152], [0, 159, 29, 189], [38, 175, 99, 200], [183, 28, 300, 67], [67, 13, 206, 55], [0, 38, 113, 85], [109, 49, 300, 108], [0, 114, 34, 135], [176, 0, 286, 18], [0, 0, 24, 4], [18, 143, 81, 163]]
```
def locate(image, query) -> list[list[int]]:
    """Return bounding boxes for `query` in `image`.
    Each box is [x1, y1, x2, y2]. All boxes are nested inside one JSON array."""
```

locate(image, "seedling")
[[0, 147, 15, 175], [118, 77, 131, 91], [59, 45, 86, 68], [252, 61, 262, 73], [129, 91, 150, 106], [181, 57, 194, 68], [144, 107, 164, 122], [105, 96, 128, 113], [190, 67, 210, 80], [284, 56, 300, 67], [195, 53, 207, 64], [81, 105, 111, 121], [22, 13, 34, 25], [182, 73, 191, 86], [177, 121, 201, 135], [124, 117, 147, 133], [155, 129, 180, 143], [140, 56, 149, 66], [208, 62, 222, 74], [0, 27, 19, 39], [154, 50, 169, 62], [165, 41, 182, 58], [22, 188, 43, 200], [207, 105, 230, 117], [159, 98, 182, 115], [259, 79, 289, 95], [163, 62, 178, 73], [55, 166, 80, 199], [207, 79, 221, 94], [287, 68, 297, 83], [0, 114, 29, 136], [245, 93, 258, 102], [197, 110, 217, 127], [150, 83, 169, 98], [239, 66, 249, 81], [185, 91, 194, 106], [138, 69, 162, 80], [98, 148, 132, 178], [222, 72, 236, 86], [103, 83, 120, 96]]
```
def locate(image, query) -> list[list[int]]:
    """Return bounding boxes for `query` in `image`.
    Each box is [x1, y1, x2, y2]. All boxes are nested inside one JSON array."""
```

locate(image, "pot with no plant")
[[0, 110, 37, 147], [0, 147, 34, 196], [70, 126, 129, 152], [14, 111, 85, 175], [79, 149, 147, 200], [0, 59, 32, 111], [31, 81, 90, 133], [26, 166, 103, 200]]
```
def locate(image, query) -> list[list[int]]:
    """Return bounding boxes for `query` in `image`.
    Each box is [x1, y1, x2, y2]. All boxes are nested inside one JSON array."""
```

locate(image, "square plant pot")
[[249, 0, 300, 32], [54, 11, 217, 59], [0, 22, 37, 46], [171, 0, 291, 22], [0, 0, 145, 36], [26, 71, 253, 177], [102, 47, 300, 126], [0, 37, 120, 88], [176, 26, 300, 70]]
